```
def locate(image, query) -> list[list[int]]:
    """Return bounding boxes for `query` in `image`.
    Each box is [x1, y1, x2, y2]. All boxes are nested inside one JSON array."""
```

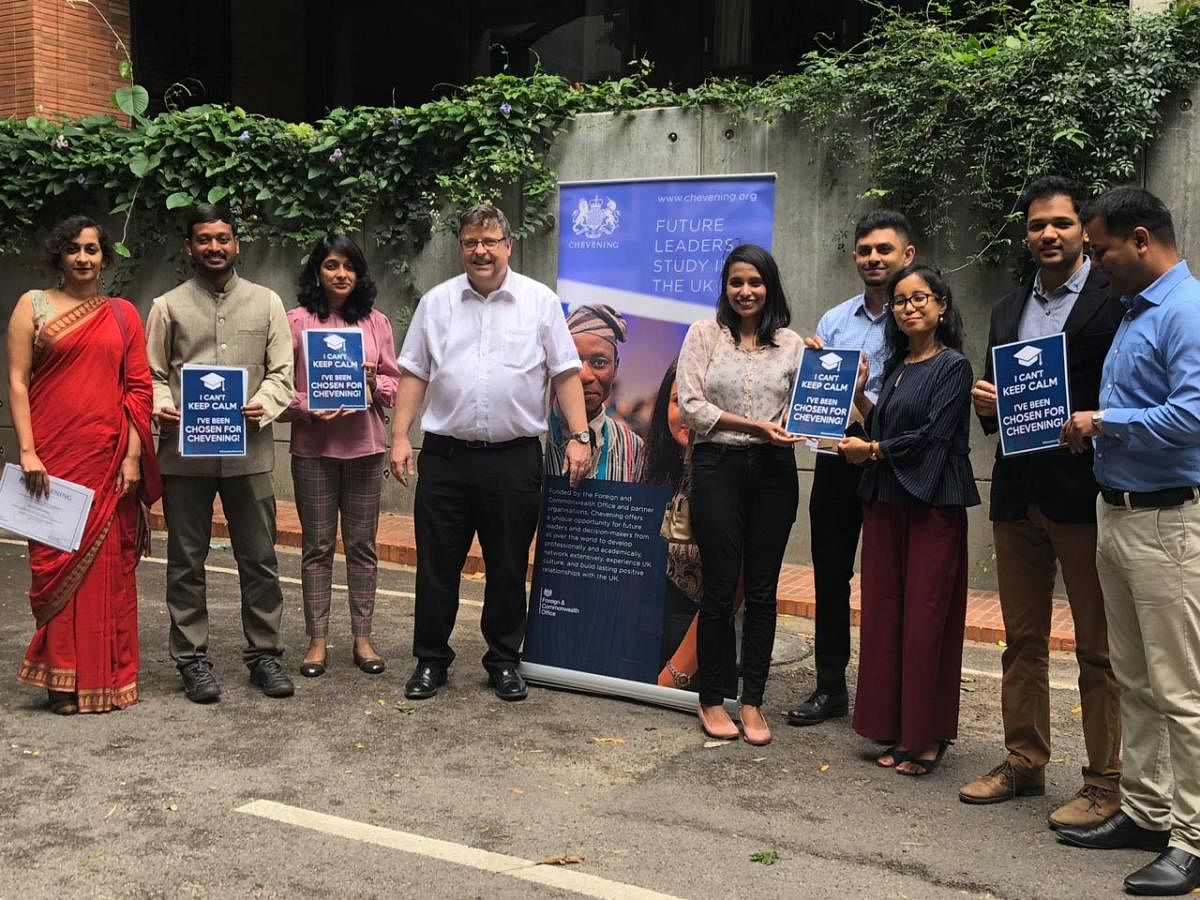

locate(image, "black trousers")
[[808, 452, 864, 693], [412, 434, 542, 671], [690, 442, 799, 707]]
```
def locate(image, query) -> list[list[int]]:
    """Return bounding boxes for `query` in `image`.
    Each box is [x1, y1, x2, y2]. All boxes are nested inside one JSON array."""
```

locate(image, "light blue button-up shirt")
[[1018, 257, 1090, 341], [1094, 259, 1200, 491], [814, 293, 889, 400]]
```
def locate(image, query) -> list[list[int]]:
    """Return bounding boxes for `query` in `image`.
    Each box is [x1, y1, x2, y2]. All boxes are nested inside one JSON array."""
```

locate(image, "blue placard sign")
[[304, 328, 367, 411], [179, 364, 247, 457], [785, 346, 858, 439], [991, 332, 1071, 456]]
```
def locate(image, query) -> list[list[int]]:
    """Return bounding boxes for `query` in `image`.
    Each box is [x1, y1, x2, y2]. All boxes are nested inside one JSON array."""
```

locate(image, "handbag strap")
[[680, 432, 695, 492]]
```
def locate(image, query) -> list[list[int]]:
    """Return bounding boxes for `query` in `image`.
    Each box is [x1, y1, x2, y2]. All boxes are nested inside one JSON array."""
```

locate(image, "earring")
[[938, 314, 944, 323]]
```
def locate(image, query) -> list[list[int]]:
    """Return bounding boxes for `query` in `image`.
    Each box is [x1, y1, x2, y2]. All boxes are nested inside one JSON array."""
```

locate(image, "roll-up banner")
[[521, 174, 776, 711]]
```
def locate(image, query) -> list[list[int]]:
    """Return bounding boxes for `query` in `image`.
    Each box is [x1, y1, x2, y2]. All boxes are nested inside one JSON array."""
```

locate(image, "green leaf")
[[128, 153, 152, 178], [114, 84, 150, 118], [119, 59, 132, 79], [113, 241, 132, 258], [207, 185, 230, 204], [165, 191, 193, 210], [255, 186, 273, 201]]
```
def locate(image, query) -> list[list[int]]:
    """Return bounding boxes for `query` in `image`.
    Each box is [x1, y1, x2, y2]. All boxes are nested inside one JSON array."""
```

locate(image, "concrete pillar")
[[0, 0, 130, 119]]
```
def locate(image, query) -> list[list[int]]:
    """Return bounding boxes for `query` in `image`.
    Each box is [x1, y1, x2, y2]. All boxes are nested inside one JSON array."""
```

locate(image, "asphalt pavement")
[[0, 537, 1148, 899]]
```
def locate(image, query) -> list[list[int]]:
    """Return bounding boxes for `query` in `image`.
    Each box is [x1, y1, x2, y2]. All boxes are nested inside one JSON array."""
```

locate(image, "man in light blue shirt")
[[1056, 187, 1200, 896], [786, 210, 915, 727]]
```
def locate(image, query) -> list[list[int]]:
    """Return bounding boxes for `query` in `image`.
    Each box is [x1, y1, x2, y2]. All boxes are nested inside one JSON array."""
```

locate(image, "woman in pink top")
[[282, 235, 400, 678]]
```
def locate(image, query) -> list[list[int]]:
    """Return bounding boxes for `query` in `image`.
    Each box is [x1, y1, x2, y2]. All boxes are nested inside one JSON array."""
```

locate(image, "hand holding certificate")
[[0, 463, 94, 552], [304, 328, 368, 412], [786, 346, 860, 442], [179, 365, 249, 458]]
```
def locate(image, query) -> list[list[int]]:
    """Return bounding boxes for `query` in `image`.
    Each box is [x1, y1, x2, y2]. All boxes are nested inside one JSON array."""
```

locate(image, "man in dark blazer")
[[958, 177, 1125, 830]]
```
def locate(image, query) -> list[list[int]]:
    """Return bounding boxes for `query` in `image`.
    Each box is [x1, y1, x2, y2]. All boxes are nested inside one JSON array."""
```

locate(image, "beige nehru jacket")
[[146, 272, 294, 477]]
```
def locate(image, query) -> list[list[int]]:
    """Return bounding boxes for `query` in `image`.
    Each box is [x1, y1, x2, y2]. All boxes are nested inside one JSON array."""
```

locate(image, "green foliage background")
[[2, 0, 1198, 283]]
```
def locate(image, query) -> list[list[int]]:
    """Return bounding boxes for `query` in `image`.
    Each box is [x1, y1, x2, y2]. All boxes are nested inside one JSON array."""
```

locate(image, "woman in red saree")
[[5, 216, 160, 714]]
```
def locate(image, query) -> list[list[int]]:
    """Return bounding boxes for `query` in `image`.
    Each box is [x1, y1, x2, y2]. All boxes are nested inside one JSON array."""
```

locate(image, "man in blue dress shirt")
[[786, 210, 915, 726], [1056, 187, 1200, 897]]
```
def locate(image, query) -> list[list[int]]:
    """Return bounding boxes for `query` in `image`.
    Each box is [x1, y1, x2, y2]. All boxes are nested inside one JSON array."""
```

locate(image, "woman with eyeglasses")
[[677, 244, 803, 745], [838, 262, 979, 777]]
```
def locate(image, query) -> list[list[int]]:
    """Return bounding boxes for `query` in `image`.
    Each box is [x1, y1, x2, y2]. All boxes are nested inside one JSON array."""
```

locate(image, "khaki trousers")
[[994, 506, 1121, 788], [1097, 496, 1200, 854]]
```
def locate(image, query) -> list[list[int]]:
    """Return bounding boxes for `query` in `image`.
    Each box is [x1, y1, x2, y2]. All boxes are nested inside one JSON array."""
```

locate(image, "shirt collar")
[[1032, 257, 1090, 302], [1133, 259, 1191, 309], [195, 270, 240, 298], [460, 268, 515, 303], [851, 293, 887, 323]]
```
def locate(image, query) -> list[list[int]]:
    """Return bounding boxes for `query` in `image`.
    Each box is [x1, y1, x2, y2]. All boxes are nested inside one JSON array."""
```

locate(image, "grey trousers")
[[163, 473, 285, 669]]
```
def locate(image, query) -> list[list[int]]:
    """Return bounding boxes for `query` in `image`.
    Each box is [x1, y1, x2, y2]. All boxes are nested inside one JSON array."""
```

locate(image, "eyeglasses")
[[889, 291, 939, 311], [459, 237, 507, 251]]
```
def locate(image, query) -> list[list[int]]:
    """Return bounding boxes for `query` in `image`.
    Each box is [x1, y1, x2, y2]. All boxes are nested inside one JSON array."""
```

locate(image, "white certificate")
[[0, 464, 95, 552]]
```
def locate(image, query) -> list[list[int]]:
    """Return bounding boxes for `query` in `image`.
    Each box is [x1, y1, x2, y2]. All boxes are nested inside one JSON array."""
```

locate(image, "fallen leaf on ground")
[[703, 740, 731, 749], [819, 763, 831, 772], [538, 855, 584, 866], [960, 684, 976, 693], [104, 804, 118, 819], [511, 788, 525, 796], [590, 737, 625, 744], [1071, 705, 1082, 715], [377, 698, 387, 706], [352, 741, 365, 750], [394, 702, 416, 715], [165, 803, 178, 812], [750, 850, 779, 865], [997, 640, 1007, 648]]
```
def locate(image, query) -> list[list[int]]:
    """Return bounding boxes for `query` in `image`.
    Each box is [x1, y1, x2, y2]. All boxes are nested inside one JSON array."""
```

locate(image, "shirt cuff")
[[1098, 407, 1134, 443], [398, 356, 430, 381]]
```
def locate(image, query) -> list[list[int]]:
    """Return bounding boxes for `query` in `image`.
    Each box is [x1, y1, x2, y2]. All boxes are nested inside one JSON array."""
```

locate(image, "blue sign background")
[[304, 328, 367, 411], [992, 332, 1072, 456], [786, 346, 859, 439], [179, 365, 247, 457], [525, 478, 672, 685]]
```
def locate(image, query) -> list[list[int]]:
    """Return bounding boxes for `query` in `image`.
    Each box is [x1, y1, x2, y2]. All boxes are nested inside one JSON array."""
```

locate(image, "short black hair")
[[185, 204, 238, 239], [881, 261, 965, 380], [714, 243, 791, 348], [44, 215, 115, 270], [1019, 175, 1085, 220], [1082, 187, 1176, 248], [853, 210, 912, 245], [296, 234, 378, 324]]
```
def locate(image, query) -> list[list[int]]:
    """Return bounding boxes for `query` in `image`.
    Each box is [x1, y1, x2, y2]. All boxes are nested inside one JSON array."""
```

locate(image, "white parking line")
[[236, 799, 684, 900]]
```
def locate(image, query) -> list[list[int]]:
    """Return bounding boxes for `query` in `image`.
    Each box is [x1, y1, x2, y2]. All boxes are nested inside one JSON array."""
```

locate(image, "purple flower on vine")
[[76, 173, 86, 184], [54, 134, 69, 150], [238, 130, 250, 142], [329, 147, 344, 163], [391, 115, 401, 126], [499, 102, 513, 117]]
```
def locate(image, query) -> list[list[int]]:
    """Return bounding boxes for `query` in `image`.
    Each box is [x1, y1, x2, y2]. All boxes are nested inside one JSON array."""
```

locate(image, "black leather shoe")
[[1125, 848, 1200, 896], [299, 657, 326, 678], [1056, 811, 1170, 852], [179, 659, 221, 703], [786, 689, 848, 726], [405, 663, 447, 700], [488, 665, 528, 701], [354, 653, 386, 675], [250, 657, 295, 698]]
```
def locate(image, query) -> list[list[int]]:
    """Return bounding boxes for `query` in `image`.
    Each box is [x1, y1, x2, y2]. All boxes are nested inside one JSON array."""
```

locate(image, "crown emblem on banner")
[[571, 195, 620, 239]]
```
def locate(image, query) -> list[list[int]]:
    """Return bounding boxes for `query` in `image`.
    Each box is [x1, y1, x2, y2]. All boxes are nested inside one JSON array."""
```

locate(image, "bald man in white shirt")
[[390, 203, 590, 702]]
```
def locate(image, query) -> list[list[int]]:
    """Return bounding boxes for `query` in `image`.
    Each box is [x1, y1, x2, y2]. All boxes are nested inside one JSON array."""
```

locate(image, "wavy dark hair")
[[642, 359, 686, 489], [44, 215, 115, 270], [296, 234, 378, 323], [714, 243, 790, 347], [881, 262, 965, 380]]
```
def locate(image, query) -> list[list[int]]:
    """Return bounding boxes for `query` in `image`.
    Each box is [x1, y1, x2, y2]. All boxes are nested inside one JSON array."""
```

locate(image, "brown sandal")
[[48, 690, 78, 716]]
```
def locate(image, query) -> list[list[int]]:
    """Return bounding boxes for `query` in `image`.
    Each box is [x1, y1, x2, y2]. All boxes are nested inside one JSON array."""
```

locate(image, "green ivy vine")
[[1, 0, 1198, 289]]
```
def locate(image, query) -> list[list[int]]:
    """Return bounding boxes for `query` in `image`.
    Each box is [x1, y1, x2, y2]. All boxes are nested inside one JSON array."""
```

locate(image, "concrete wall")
[[4, 91, 1199, 589]]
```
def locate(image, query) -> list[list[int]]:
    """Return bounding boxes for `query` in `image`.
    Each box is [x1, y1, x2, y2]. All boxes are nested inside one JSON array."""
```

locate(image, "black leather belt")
[[423, 433, 538, 452], [1100, 485, 1200, 509]]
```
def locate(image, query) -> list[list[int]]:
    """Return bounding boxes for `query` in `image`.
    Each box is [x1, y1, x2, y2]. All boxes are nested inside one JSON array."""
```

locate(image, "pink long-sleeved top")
[[281, 306, 400, 459]]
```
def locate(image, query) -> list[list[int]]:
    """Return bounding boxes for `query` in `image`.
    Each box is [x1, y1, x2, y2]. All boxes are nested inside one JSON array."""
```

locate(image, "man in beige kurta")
[[145, 205, 294, 702]]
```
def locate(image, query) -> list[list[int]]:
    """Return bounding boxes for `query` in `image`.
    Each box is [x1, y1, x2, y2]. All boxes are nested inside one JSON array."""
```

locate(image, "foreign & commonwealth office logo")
[[571, 195, 620, 239]]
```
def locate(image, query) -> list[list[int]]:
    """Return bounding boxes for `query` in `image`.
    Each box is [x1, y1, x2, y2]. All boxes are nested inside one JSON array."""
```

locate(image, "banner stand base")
[[519, 662, 739, 717]]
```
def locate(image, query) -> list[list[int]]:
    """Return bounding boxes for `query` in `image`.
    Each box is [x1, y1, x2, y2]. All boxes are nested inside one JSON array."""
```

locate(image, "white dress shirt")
[[398, 269, 581, 442]]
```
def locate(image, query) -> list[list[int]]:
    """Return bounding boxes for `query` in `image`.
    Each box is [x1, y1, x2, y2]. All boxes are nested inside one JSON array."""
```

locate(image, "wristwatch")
[[568, 430, 591, 445], [1091, 410, 1105, 430]]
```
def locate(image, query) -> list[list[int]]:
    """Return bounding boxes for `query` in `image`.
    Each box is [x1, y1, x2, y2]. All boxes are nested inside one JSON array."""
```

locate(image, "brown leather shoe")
[[958, 760, 1045, 804], [1048, 784, 1121, 830]]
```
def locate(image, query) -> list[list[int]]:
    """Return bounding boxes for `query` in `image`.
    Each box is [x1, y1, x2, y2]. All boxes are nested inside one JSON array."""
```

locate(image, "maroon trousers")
[[853, 501, 968, 750]]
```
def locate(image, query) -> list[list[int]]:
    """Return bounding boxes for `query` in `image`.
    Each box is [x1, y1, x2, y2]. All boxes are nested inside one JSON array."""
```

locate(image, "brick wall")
[[0, 0, 130, 119]]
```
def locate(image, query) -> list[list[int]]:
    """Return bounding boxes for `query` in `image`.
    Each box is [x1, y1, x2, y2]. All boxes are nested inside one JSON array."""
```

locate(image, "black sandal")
[[876, 745, 909, 768], [47, 690, 78, 715], [896, 740, 950, 777]]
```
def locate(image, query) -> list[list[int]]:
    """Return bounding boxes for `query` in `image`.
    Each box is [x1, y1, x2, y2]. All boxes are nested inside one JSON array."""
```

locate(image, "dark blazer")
[[978, 266, 1124, 523]]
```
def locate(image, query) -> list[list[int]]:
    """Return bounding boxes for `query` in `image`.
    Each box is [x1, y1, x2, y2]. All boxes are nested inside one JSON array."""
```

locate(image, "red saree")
[[16, 297, 161, 712]]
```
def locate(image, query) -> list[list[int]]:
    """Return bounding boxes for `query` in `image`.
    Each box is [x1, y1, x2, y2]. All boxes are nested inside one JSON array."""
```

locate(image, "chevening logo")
[[571, 195, 620, 239]]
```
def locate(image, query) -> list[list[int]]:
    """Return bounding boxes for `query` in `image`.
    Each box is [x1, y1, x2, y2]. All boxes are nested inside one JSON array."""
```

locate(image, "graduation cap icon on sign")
[[819, 352, 843, 371], [200, 372, 226, 390], [1014, 345, 1043, 367], [323, 334, 347, 352]]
